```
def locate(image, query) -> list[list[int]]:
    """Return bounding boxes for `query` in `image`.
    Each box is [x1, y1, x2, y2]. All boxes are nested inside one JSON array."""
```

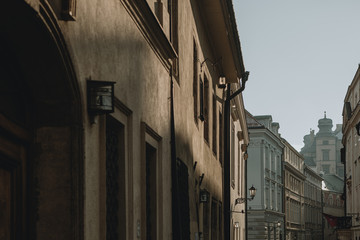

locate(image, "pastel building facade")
[[246, 112, 285, 240], [282, 139, 306, 240]]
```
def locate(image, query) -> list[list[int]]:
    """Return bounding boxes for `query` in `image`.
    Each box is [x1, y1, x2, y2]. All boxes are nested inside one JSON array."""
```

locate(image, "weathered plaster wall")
[[58, 1, 173, 239]]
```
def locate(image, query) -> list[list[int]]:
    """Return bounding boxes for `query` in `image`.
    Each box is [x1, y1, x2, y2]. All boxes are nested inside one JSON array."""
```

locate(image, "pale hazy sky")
[[234, 0, 360, 150]]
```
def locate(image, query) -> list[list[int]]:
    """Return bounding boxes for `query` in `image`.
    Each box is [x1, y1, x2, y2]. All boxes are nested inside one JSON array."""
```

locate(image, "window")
[[211, 199, 218, 240], [212, 94, 217, 155], [265, 180, 270, 208], [175, 159, 190, 240], [322, 149, 330, 161], [154, 0, 164, 25], [193, 40, 198, 124], [271, 183, 275, 209], [168, 0, 179, 80], [323, 140, 329, 145], [329, 194, 333, 205], [322, 164, 330, 174], [168, 0, 178, 52], [277, 187, 281, 211], [203, 76, 209, 142], [265, 147, 270, 170], [145, 143, 157, 240], [203, 192, 210, 240], [200, 78, 204, 121], [141, 123, 162, 240], [106, 116, 126, 239]]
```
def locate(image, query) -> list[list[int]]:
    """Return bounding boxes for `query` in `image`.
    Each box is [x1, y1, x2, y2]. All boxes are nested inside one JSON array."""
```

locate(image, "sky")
[[233, 0, 360, 151]]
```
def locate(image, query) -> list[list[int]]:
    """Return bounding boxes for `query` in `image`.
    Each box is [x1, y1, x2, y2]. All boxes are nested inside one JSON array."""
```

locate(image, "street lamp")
[[234, 185, 256, 205]]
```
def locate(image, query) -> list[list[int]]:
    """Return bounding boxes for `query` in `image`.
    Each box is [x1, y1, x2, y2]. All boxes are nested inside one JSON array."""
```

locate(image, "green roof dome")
[[317, 112, 333, 136]]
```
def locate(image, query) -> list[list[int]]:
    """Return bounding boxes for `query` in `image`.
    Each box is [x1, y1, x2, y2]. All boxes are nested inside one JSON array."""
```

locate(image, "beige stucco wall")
[[230, 115, 247, 240], [14, 0, 248, 239], [173, 0, 224, 237], [57, 1, 173, 239]]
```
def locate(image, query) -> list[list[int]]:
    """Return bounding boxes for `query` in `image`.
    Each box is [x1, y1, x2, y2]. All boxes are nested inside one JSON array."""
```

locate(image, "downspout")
[[321, 188, 324, 240], [224, 72, 249, 240], [282, 151, 285, 240], [245, 150, 248, 240], [342, 147, 346, 217], [170, 63, 183, 240]]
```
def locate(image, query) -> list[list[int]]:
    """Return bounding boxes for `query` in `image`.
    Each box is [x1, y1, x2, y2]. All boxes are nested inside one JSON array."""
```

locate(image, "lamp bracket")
[[235, 197, 254, 205]]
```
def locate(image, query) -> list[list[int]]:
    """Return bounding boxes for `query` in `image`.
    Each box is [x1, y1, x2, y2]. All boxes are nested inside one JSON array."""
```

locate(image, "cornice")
[[249, 128, 284, 149], [121, 0, 177, 71], [343, 101, 360, 139], [284, 162, 306, 180], [344, 65, 360, 101]]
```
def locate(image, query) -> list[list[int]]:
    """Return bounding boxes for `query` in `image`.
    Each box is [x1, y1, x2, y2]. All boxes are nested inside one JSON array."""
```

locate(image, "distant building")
[[301, 113, 344, 178], [246, 112, 285, 240], [321, 173, 345, 240], [301, 114, 345, 239], [282, 139, 306, 240], [303, 166, 323, 240]]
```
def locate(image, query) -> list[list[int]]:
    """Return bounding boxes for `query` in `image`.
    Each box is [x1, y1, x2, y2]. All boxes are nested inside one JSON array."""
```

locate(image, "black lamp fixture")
[[235, 185, 256, 205], [200, 189, 210, 203], [87, 80, 115, 115]]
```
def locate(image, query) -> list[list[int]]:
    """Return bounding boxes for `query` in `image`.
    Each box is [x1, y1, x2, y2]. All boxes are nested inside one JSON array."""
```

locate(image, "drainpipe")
[[245, 152, 248, 240], [224, 72, 249, 240], [321, 188, 324, 240], [170, 64, 183, 240]]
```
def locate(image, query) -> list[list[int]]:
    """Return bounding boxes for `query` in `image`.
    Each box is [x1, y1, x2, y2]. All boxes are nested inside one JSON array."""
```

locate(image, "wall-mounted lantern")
[[200, 189, 210, 203], [218, 76, 226, 89], [87, 80, 115, 115], [249, 185, 256, 198], [235, 185, 256, 205]]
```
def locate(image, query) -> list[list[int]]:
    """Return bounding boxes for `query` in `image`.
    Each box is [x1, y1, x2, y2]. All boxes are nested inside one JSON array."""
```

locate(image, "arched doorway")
[[0, 1, 83, 239]]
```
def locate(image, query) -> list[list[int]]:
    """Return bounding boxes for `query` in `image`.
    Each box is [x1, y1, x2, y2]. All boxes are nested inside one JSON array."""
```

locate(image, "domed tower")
[[316, 111, 334, 137], [312, 112, 343, 177]]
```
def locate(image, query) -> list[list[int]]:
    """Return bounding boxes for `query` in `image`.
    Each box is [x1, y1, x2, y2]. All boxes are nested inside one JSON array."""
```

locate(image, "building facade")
[[341, 65, 360, 240], [282, 139, 306, 240], [301, 114, 344, 178], [303, 166, 323, 240], [301, 114, 345, 239], [229, 91, 250, 240], [246, 112, 285, 240], [0, 0, 249, 239], [322, 180, 345, 240]]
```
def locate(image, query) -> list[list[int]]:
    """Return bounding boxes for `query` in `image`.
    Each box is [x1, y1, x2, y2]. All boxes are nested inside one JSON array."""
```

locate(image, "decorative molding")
[[249, 139, 262, 147], [114, 97, 133, 116], [142, 122, 162, 142], [38, 2, 84, 239], [121, 0, 177, 71]]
